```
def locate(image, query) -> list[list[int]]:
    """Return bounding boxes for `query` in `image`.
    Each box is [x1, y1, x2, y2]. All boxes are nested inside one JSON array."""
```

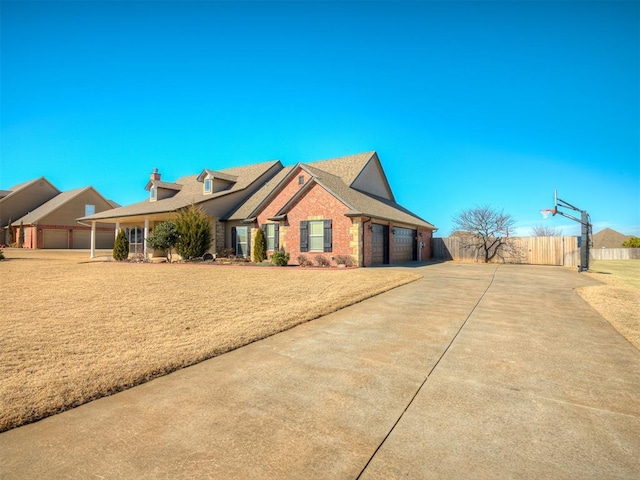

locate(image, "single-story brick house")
[[80, 152, 436, 265], [1, 177, 117, 249]]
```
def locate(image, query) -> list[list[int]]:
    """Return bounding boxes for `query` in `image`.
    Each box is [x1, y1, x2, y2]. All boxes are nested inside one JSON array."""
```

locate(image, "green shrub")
[[315, 254, 330, 267], [253, 227, 266, 263], [0, 249, 5, 261], [622, 237, 640, 248], [146, 220, 178, 262], [335, 255, 354, 267], [271, 249, 290, 266], [113, 229, 129, 261], [175, 204, 212, 260]]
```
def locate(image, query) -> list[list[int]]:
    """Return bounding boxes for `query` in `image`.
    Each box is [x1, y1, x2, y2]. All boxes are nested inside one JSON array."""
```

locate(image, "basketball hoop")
[[540, 209, 556, 219]]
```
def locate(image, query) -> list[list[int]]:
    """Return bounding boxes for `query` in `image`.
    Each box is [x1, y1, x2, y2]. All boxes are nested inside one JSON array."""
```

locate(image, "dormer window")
[[204, 178, 212, 194], [150, 186, 157, 201], [298, 175, 305, 186]]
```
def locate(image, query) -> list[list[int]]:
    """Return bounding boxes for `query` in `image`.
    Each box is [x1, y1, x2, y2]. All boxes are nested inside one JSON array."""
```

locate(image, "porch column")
[[144, 218, 149, 259], [90, 221, 96, 259], [115, 221, 120, 240]]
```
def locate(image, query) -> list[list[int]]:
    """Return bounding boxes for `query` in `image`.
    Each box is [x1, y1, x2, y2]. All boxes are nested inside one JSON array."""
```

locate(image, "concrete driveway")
[[1, 263, 639, 479]]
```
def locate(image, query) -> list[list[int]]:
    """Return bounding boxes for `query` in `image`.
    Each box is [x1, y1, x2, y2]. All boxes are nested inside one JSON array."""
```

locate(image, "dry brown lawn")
[[577, 260, 640, 350], [0, 249, 421, 432]]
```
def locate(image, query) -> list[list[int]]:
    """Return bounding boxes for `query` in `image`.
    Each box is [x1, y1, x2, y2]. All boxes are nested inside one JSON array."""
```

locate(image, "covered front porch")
[[80, 212, 179, 259]]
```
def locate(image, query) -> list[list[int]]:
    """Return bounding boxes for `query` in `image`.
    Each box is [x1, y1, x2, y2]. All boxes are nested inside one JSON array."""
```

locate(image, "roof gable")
[[0, 177, 60, 202], [13, 186, 114, 225], [350, 153, 394, 201]]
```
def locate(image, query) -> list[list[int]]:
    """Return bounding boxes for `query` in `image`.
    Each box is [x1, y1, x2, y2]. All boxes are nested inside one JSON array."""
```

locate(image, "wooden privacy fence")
[[432, 236, 640, 266], [589, 248, 640, 260], [432, 236, 580, 266]]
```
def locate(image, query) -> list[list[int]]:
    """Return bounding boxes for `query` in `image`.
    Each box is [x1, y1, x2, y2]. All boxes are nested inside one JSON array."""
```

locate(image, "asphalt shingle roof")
[[13, 187, 90, 225], [80, 160, 281, 221]]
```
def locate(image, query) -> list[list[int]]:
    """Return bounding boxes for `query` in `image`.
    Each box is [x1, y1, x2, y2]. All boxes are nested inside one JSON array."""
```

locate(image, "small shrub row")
[[297, 254, 354, 267]]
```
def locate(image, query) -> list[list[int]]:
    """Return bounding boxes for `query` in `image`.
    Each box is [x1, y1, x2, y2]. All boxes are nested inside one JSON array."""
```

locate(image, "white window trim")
[[308, 220, 323, 252]]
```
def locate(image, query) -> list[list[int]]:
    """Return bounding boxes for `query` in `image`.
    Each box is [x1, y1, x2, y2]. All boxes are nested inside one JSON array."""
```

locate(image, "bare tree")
[[531, 225, 562, 237], [452, 205, 516, 263]]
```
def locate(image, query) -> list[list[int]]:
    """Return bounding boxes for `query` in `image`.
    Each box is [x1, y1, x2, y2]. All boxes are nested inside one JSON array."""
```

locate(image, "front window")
[[236, 226, 249, 257], [309, 221, 323, 251], [127, 227, 144, 254], [85, 204, 95, 216], [267, 224, 276, 251], [204, 178, 212, 194]]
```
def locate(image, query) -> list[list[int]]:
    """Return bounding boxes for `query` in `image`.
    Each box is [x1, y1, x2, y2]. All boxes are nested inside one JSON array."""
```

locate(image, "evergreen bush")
[[271, 249, 290, 266], [253, 227, 266, 263], [175, 204, 212, 260], [0, 249, 4, 261], [17, 221, 23, 248], [113, 229, 129, 261], [6, 218, 13, 246], [146, 220, 178, 262]]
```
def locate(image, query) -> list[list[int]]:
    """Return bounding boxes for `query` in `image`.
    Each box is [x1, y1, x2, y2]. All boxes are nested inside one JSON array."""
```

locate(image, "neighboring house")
[[592, 228, 633, 249], [11, 186, 118, 249], [0, 177, 60, 244], [80, 151, 436, 265]]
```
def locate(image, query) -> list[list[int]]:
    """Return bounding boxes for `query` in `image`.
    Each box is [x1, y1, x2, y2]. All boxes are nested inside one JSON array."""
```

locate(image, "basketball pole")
[[547, 192, 591, 272]]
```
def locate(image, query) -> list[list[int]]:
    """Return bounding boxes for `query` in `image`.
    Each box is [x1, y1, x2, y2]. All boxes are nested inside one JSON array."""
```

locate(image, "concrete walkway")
[[1, 263, 639, 479]]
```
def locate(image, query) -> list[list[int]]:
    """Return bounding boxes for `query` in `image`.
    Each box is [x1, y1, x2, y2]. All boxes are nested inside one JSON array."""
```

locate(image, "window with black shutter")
[[300, 221, 308, 252], [323, 219, 332, 252]]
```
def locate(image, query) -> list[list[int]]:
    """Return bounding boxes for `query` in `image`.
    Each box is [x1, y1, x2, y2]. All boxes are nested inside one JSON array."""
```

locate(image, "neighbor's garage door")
[[43, 229, 68, 249], [74, 230, 90, 249], [392, 227, 416, 262], [96, 231, 115, 249], [72, 230, 115, 249], [371, 224, 389, 265]]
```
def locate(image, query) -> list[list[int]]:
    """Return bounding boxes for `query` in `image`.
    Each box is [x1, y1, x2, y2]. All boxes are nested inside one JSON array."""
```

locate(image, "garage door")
[[73, 230, 90, 249], [43, 230, 68, 249], [96, 232, 115, 249], [371, 224, 389, 265], [392, 227, 416, 262]]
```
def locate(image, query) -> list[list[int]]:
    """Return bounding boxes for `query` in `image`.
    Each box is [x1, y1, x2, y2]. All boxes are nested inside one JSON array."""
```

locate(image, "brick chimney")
[[150, 168, 161, 182]]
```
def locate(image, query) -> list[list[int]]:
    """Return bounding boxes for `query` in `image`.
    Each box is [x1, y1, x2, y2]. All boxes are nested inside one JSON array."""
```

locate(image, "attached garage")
[[371, 224, 389, 265], [392, 227, 417, 262], [43, 229, 69, 249]]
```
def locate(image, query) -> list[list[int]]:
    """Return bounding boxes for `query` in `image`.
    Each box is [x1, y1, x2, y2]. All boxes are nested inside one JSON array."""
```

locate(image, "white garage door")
[[43, 230, 68, 249]]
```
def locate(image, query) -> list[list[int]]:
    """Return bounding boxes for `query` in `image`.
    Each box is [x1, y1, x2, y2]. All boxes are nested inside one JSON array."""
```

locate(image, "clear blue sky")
[[2, 1, 638, 237]]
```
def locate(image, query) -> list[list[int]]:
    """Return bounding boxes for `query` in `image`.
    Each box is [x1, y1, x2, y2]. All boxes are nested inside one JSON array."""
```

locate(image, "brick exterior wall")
[[255, 168, 356, 265], [250, 166, 434, 267]]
